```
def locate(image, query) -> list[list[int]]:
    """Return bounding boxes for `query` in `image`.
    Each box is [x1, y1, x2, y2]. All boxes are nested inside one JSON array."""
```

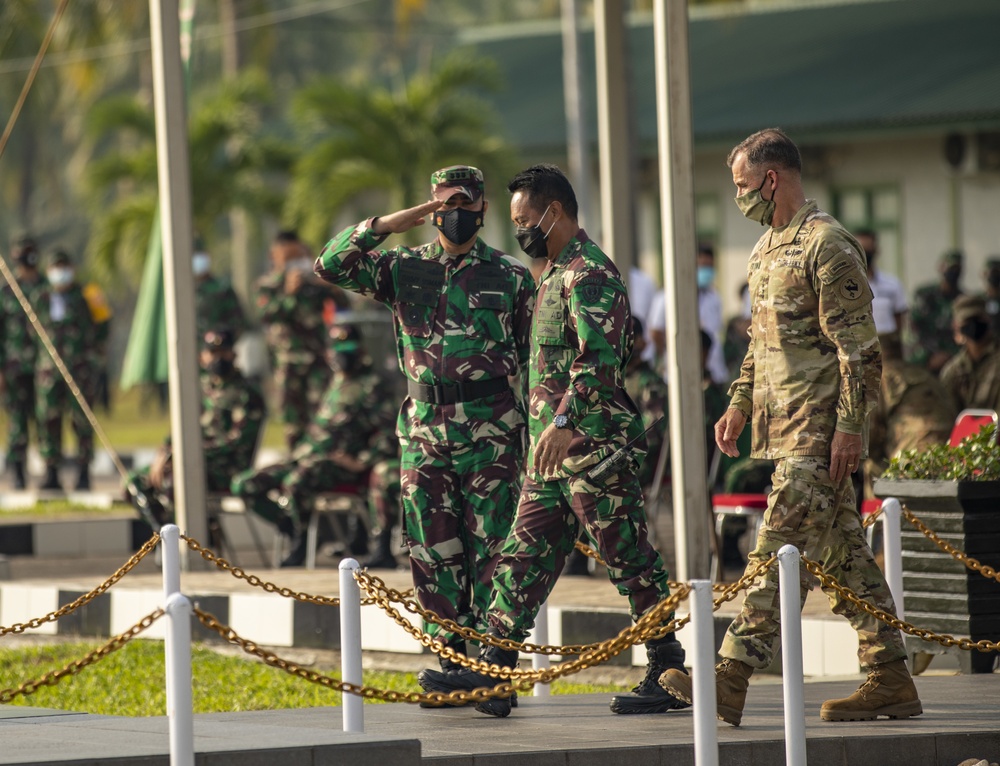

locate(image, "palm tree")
[[83, 69, 294, 292], [285, 52, 517, 246]]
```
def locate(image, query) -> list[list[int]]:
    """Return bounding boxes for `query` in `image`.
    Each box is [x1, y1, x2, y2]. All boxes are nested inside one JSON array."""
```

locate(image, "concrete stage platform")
[[2, 675, 999, 765]]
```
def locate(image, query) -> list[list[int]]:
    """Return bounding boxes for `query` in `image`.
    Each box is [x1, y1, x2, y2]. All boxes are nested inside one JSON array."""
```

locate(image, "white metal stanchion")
[[160, 524, 194, 766], [777, 545, 807, 766], [339, 558, 364, 732], [532, 601, 550, 696], [690, 580, 718, 766], [881, 498, 905, 620], [165, 592, 195, 766]]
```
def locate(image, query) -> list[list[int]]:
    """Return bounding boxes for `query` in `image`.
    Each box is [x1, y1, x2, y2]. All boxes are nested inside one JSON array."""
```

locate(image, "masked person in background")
[[907, 250, 963, 373], [0, 237, 47, 489], [35, 250, 97, 491], [940, 295, 1000, 413], [193, 239, 248, 343]]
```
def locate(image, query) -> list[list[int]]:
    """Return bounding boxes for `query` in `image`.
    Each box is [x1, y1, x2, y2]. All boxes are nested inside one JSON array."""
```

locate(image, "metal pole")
[[339, 558, 364, 732], [161, 523, 180, 718], [561, 0, 591, 229], [532, 601, 551, 696], [149, 0, 209, 566], [653, 0, 711, 580], [778, 545, 808, 766], [690, 580, 719, 766], [881, 498, 904, 620], [165, 591, 195, 766]]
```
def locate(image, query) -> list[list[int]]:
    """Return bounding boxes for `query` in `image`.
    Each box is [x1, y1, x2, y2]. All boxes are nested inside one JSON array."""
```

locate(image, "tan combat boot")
[[659, 657, 754, 726], [820, 659, 922, 721]]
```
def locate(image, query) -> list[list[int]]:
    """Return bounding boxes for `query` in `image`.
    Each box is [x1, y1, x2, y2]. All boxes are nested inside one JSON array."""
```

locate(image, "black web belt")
[[407, 376, 508, 405]]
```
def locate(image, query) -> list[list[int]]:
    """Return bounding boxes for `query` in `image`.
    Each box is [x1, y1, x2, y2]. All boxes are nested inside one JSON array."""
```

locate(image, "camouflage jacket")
[[290, 365, 398, 468], [197, 275, 248, 341], [907, 283, 961, 367], [531, 229, 643, 480], [0, 274, 46, 377], [36, 282, 97, 374], [939, 339, 1000, 414], [625, 360, 669, 486], [316, 220, 533, 448], [868, 358, 955, 467], [729, 200, 881, 460], [199, 368, 266, 475], [255, 270, 329, 366]]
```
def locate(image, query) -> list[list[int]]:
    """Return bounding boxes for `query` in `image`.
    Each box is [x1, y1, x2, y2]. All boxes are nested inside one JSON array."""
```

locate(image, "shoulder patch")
[[577, 272, 607, 304], [819, 251, 873, 312]]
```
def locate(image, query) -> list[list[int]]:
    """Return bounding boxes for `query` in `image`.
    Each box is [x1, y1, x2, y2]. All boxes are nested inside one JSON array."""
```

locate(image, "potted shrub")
[[873, 425, 1000, 673]]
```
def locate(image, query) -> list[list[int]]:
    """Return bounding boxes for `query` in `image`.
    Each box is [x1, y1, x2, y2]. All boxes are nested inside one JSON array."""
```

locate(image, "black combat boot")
[[280, 530, 309, 568], [39, 463, 61, 491], [361, 527, 397, 570], [418, 630, 519, 718], [11, 461, 26, 490], [609, 636, 690, 714], [418, 639, 468, 708], [74, 462, 90, 491]]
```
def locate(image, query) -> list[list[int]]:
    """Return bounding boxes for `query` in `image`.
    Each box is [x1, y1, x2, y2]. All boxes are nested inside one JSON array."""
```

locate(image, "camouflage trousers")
[[401, 434, 521, 646], [487, 471, 673, 642], [36, 366, 95, 466], [368, 457, 401, 532], [273, 359, 331, 451], [231, 458, 362, 528], [720, 456, 907, 669], [3, 371, 37, 463]]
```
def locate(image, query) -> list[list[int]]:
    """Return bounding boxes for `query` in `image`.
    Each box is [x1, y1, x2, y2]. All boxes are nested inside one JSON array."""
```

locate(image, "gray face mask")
[[735, 175, 776, 227]]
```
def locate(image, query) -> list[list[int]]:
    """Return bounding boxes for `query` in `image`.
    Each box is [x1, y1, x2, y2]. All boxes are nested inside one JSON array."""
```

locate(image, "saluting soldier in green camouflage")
[[0, 238, 46, 489], [36, 250, 98, 491], [316, 165, 534, 671], [194, 245, 249, 342], [907, 250, 963, 373], [661, 129, 921, 726], [126, 329, 265, 529], [231, 324, 397, 567], [419, 164, 686, 719], [257, 231, 336, 450]]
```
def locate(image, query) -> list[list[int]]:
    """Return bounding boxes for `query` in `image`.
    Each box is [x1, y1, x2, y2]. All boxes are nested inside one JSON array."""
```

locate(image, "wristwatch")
[[553, 413, 571, 430]]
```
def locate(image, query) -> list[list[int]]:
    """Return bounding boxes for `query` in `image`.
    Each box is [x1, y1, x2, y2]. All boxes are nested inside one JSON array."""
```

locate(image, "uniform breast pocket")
[[467, 291, 511, 342], [396, 302, 433, 340]]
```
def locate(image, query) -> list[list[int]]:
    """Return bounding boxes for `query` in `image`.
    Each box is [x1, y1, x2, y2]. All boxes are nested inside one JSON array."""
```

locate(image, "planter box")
[[873, 479, 1000, 673]]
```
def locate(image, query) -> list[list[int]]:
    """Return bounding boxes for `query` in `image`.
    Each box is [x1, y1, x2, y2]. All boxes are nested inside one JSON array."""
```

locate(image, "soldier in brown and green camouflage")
[[257, 231, 337, 450], [316, 165, 533, 664], [0, 238, 46, 489], [126, 329, 265, 528], [907, 250, 963, 373], [194, 247, 249, 342], [36, 250, 98, 491], [940, 294, 1000, 413], [624, 317, 668, 489], [231, 324, 398, 567], [660, 129, 920, 727], [418, 164, 686, 719]]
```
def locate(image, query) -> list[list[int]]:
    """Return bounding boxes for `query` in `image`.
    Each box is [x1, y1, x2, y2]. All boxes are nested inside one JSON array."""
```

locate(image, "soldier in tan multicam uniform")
[[940, 295, 1000, 413], [660, 129, 922, 726]]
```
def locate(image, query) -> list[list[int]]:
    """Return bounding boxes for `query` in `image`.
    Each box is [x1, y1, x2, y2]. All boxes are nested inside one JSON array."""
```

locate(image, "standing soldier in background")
[[82, 282, 113, 413], [316, 165, 534, 677], [0, 237, 46, 489], [940, 295, 1000, 413], [257, 231, 337, 450], [908, 250, 963, 373], [194, 241, 248, 342], [36, 250, 97, 491], [419, 164, 687, 719], [624, 317, 668, 490]]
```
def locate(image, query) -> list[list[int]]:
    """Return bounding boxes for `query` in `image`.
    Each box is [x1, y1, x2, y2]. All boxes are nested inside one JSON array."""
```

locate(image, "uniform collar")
[[762, 200, 817, 252], [428, 236, 488, 263], [551, 228, 589, 269]]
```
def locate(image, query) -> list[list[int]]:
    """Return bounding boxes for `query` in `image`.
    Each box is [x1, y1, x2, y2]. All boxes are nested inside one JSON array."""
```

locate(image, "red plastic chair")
[[948, 409, 998, 447]]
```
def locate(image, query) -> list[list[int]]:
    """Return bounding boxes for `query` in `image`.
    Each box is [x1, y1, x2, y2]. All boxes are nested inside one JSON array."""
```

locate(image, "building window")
[[831, 185, 902, 274], [695, 193, 720, 249]]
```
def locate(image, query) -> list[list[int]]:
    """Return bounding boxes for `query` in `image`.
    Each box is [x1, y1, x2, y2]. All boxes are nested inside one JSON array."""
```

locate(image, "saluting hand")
[[371, 200, 443, 236]]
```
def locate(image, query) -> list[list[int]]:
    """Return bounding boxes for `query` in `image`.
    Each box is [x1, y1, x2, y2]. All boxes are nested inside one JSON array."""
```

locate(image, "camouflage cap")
[[203, 328, 236, 351], [952, 295, 988, 325], [50, 249, 73, 267], [430, 165, 484, 202], [940, 249, 963, 267]]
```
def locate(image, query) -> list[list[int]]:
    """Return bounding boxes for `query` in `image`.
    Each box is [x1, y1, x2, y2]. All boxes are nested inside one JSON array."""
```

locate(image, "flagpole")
[[149, 0, 209, 565]]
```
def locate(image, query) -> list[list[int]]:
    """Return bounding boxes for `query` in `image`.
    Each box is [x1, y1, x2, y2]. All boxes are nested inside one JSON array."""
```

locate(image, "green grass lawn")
[[0, 640, 621, 716]]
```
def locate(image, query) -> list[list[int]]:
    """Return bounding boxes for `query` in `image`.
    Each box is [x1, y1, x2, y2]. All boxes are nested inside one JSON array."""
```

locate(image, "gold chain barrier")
[[573, 540, 734, 592], [0, 609, 164, 703], [0, 534, 160, 636]]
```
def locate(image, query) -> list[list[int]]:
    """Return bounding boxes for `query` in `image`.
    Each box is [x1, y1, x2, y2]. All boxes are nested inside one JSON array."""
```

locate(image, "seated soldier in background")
[[231, 324, 398, 567], [126, 329, 266, 528], [363, 454, 403, 569], [940, 295, 1000, 414]]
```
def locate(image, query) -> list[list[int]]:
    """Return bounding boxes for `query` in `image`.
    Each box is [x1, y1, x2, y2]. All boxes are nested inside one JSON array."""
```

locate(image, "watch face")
[[554, 414, 568, 428]]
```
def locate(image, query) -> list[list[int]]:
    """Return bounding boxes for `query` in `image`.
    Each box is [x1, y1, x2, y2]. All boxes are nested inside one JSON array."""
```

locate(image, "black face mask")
[[514, 204, 555, 261], [435, 206, 482, 246], [960, 317, 990, 342], [943, 266, 962, 287], [207, 358, 234, 377], [329, 351, 362, 374]]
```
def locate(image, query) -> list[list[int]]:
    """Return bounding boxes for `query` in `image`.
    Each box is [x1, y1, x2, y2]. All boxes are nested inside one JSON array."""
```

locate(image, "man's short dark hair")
[[854, 228, 877, 241], [727, 128, 802, 173], [507, 164, 579, 220], [697, 243, 715, 260], [274, 230, 300, 244]]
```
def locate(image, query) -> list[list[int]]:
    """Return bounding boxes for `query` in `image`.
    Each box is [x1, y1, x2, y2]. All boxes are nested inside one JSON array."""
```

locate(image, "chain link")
[[0, 534, 160, 637], [900, 504, 1000, 584], [0, 608, 164, 703]]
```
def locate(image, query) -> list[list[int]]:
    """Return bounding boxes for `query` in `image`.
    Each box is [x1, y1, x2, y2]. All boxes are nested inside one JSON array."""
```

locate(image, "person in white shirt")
[[630, 266, 658, 363], [855, 229, 908, 336]]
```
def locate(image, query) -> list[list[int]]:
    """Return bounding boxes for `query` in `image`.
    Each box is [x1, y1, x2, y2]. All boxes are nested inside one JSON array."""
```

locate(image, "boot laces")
[[857, 667, 883, 698]]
